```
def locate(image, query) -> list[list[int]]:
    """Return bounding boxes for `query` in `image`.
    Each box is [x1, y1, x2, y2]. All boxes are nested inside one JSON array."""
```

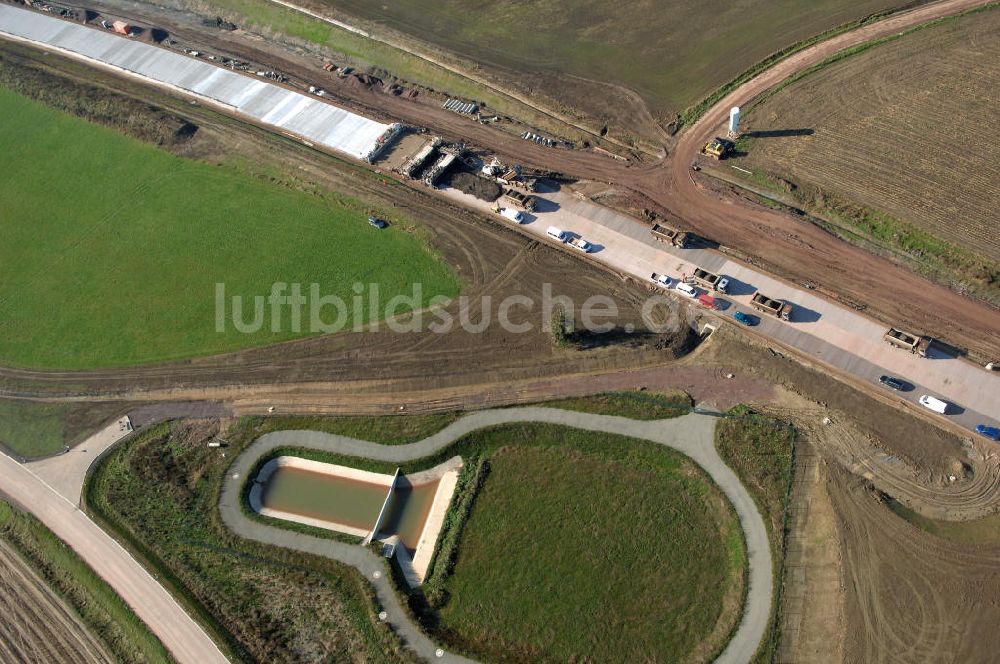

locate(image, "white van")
[[919, 395, 949, 414], [546, 226, 567, 242], [675, 282, 698, 298], [500, 208, 524, 223]]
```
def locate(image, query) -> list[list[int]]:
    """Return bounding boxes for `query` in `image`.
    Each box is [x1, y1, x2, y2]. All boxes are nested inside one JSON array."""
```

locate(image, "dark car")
[[878, 375, 906, 391], [976, 424, 1000, 441], [733, 311, 756, 326], [368, 216, 388, 229]]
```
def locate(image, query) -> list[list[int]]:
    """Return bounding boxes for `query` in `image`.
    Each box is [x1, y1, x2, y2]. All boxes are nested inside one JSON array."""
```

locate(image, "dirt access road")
[[653, 0, 1000, 361]]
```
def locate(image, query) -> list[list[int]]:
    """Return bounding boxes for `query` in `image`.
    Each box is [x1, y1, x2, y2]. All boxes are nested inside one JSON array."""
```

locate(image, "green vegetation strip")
[[86, 418, 418, 664], [541, 390, 692, 420], [0, 87, 458, 369], [0, 500, 171, 664], [716, 406, 796, 664], [887, 498, 1000, 548]]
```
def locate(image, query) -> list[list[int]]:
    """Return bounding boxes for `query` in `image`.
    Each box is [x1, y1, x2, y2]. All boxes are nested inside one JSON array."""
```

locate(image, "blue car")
[[733, 311, 756, 326], [976, 424, 1000, 441]]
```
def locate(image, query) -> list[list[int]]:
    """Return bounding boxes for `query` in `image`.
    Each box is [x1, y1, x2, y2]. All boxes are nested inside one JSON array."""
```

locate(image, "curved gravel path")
[[219, 407, 772, 664]]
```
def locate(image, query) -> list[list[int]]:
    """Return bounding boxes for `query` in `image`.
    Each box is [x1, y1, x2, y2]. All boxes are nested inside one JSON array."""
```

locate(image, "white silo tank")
[[729, 106, 741, 135]]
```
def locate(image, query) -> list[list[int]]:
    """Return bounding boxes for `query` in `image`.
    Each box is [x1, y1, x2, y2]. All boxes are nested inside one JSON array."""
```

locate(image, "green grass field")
[[0, 88, 459, 369], [0, 500, 171, 663], [436, 444, 743, 663], [324, 0, 905, 118], [262, 420, 745, 662], [0, 399, 130, 458], [86, 418, 418, 663], [541, 390, 692, 419]]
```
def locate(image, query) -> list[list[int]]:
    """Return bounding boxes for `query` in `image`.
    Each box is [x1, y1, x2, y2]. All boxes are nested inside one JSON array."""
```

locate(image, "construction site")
[[0, 0, 999, 663]]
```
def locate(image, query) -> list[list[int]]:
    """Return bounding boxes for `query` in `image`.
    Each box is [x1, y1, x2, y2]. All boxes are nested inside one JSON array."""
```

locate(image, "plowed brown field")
[[739, 7, 1000, 264], [0, 539, 112, 664]]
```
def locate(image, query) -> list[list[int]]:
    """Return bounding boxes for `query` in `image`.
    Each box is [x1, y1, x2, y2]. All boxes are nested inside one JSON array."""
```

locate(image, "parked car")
[[976, 424, 1000, 441], [716, 277, 730, 294], [878, 375, 906, 391], [733, 311, 756, 326], [368, 216, 388, 229]]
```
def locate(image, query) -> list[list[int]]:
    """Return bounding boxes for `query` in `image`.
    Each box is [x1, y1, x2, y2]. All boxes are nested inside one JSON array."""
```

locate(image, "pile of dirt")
[[446, 170, 501, 201]]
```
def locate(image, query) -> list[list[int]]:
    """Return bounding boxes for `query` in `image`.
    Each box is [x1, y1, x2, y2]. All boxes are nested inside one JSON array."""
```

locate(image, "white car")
[[546, 226, 567, 241], [675, 282, 698, 298], [650, 273, 673, 288], [569, 237, 592, 252]]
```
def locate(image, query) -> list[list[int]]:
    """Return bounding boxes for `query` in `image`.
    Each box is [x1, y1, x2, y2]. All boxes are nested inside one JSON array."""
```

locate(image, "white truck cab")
[[919, 395, 949, 414], [546, 226, 567, 241]]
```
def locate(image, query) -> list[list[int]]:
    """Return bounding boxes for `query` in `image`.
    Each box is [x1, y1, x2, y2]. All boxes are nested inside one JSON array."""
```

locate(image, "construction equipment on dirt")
[[650, 223, 689, 248], [702, 137, 734, 160], [750, 291, 793, 321], [423, 150, 458, 188], [403, 140, 441, 179], [883, 328, 933, 356], [502, 188, 535, 211]]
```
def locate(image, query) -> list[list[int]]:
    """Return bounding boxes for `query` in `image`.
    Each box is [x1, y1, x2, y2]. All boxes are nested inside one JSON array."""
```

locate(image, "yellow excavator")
[[701, 137, 734, 160]]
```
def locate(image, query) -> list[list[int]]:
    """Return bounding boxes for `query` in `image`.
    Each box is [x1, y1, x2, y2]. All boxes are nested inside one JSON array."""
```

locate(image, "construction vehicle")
[[692, 267, 722, 291], [750, 291, 793, 320], [502, 189, 535, 211], [883, 328, 932, 356], [650, 223, 688, 248], [701, 137, 734, 160]]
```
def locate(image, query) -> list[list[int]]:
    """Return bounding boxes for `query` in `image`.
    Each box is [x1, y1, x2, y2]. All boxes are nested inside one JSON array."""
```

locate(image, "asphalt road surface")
[[0, 453, 228, 664]]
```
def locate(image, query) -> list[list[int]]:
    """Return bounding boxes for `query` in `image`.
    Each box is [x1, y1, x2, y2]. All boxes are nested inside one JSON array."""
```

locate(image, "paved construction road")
[[0, 453, 228, 664], [220, 407, 772, 664], [441, 183, 1000, 435]]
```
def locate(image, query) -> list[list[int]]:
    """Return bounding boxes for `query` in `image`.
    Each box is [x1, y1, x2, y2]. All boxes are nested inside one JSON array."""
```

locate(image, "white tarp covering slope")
[[0, 5, 390, 160]]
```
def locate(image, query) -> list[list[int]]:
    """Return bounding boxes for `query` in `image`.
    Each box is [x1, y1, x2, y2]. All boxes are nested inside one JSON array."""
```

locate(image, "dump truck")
[[883, 328, 932, 356], [702, 137, 734, 160], [692, 267, 722, 291], [650, 223, 688, 247], [502, 189, 535, 211], [750, 291, 793, 320]]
